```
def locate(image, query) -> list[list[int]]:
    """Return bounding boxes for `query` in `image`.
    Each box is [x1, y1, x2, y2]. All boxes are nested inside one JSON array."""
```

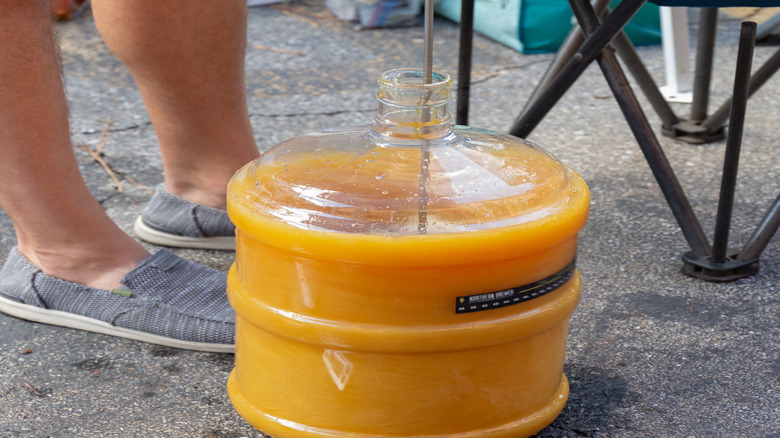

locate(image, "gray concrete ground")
[[1, 2, 778, 437]]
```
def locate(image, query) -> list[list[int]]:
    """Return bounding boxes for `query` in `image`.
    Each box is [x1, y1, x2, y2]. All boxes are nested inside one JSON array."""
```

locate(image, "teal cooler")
[[434, 0, 661, 54]]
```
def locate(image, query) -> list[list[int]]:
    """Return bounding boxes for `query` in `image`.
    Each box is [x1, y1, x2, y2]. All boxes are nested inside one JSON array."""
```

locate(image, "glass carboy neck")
[[371, 69, 455, 143]]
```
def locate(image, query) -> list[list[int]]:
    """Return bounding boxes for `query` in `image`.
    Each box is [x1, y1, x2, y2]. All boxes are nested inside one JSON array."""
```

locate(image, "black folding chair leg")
[[701, 45, 780, 133], [711, 22, 756, 264], [520, 0, 612, 116], [611, 31, 681, 131], [663, 7, 726, 144], [520, 23, 586, 117], [690, 7, 719, 123], [456, 0, 475, 126], [738, 194, 780, 262], [681, 22, 779, 281], [508, 0, 646, 138], [664, 9, 780, 145], [568, 0, 711, 256]]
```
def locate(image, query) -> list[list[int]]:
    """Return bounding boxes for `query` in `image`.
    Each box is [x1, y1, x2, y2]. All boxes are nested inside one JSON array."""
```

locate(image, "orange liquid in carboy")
[[226, 146, 590, 437]]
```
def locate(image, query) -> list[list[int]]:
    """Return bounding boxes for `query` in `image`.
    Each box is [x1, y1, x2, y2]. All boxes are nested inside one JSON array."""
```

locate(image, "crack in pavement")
[[469, 60, 551, 85], [80, 121, 152, 135], [249, 108, 375, 119]]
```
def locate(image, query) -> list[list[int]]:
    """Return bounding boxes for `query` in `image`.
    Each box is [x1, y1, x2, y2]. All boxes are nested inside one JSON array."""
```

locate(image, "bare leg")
[[0, 0, 256, 289], [0, 2, 149, 290], [91, 0, 260, 210]]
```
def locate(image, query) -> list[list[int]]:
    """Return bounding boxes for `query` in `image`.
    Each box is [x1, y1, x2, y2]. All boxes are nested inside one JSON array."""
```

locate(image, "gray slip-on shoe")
[[133, 184, 236, 250], [0, 247, 234, 353]]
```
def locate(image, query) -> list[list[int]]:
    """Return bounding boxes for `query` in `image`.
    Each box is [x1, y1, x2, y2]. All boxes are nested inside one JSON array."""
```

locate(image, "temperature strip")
[[456, 259, 576, 314]]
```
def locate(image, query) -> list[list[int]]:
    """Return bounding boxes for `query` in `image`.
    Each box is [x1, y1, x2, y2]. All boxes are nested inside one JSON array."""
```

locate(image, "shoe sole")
[[133, 216, 236, 251], [0, 293, 235, 353]]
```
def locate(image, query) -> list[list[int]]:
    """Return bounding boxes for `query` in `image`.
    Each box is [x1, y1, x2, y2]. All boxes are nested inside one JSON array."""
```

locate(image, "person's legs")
[[91, 0, 259, 210], [0, 1, 149, 290], [0, 1, 250, 351]]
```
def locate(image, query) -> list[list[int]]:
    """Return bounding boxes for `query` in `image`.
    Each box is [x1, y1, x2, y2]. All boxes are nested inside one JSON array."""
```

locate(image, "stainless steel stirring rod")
[[418, 0, 435, 233], [423, 0, 434, 84]]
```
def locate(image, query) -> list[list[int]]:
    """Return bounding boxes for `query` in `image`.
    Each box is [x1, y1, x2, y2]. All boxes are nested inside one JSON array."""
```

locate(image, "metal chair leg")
[[611, 30, 681, 131], [701, 45, 780, 133], [665, 10, 780, 145], [690, 7, 719, 123], [662, 7, 727, 144], [520, 23, 585, 117], [567, 0, 711, 256], [681, 22, 773, 281], [711, 22, 756, 263], [520, 0, 613, 116], [456, 0, 474, 126], [738, 194, 780, 262], [508, 0, 646, 138]]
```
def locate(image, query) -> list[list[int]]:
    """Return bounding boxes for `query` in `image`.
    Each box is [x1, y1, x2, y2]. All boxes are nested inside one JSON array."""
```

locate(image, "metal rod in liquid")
[[418, 0, 435, 233]]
